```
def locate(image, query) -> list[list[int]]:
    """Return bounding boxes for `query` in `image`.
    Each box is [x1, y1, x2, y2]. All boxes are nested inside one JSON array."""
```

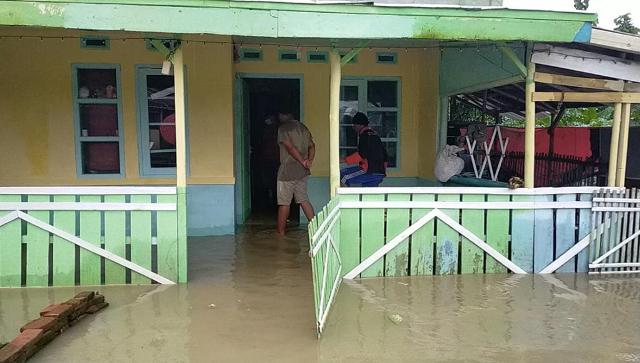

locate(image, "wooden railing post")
[[524, 61, 536, 188], [608, 103, 622, 187], [329, 49, 341, 197], [173, 47, 188, 283], [616, 103, 631, 187]]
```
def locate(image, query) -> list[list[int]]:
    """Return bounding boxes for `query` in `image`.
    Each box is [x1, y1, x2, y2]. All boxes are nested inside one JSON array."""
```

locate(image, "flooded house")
[[1, 0, 640, 359]]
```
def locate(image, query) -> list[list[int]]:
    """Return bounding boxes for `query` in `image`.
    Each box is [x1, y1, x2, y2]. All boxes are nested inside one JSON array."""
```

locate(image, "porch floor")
[[0, 226, 638, 362]]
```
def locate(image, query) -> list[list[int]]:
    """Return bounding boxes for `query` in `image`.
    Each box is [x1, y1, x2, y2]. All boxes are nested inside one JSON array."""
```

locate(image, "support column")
[[616, 103, 631, 187], [329, 50, 341, 197], [608, 103, 622, 187], [173, 47, 188, 283], [524, 61, 536, 188]]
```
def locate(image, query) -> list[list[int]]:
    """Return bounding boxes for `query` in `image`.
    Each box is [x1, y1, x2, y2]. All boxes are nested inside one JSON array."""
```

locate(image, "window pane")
[[151, 151, 176, 168], [340, 85, 359, 102], [384, 142, 398, 168], [77, 68, 117, 99], [79, 104, 118, 137], [367, 111, 398, 139], [145, 74, 176, 168], [367, 81, 397, 108], [340, 126, 358, 148], [81, 142, 120, 174]]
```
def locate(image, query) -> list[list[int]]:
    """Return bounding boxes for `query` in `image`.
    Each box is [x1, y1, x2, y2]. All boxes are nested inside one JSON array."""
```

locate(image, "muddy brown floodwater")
[[1, 225, 639, 363]]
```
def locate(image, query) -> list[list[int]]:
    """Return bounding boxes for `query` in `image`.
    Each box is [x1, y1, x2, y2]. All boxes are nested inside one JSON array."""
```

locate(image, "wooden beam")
[[524, 61, 536, 188], [534, 72, 625, 92], [498, 44, 527, 77], [532, 92, 640, 103], [608, 103, 622, 187], [329, 49, 341, 197], [590, 28, 640, 56], [616, 103, 632, 187]]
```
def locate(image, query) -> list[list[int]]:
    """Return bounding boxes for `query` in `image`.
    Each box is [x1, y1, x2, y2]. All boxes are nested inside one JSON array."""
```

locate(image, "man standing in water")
[[276, 109, 315, 235]]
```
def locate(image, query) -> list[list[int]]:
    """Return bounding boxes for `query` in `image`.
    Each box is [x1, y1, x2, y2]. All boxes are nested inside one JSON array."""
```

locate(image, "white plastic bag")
[[434, 145, 464, 182]]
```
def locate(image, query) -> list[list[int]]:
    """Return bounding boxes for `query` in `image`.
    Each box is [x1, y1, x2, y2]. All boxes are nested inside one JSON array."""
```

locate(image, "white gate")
[[590, 189, 640, 274]]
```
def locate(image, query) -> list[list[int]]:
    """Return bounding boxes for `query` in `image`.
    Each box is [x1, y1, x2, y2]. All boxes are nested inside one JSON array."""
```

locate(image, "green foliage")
[[614, 13, 639, 34], [573, 0, 589, 11]]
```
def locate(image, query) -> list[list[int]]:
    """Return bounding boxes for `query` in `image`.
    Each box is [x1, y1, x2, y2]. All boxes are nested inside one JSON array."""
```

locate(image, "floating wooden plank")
[[338, 194, 360, 277], [576, 193, 592, 272], [157, 194, 178, 283], [555, 194, 577, 273], [130, 195, 152, 285], [460, 194, 484, 274], [532, 91, 640, 103], [360, 194, 385, 277], [435, 194, 460, 275], [534, 72, 625, 91], [104, 195, 126, 284], [26, 195, 50, 287], [79, 195, 101, 286], [485, 195, 509, 273], [52, 195, 76, 286], [511, 195, 535, 273], [410, 194, 435, 276], [384, 194, 411, 277], [0, 196, 21, 287], [533, 194, 554, 272]]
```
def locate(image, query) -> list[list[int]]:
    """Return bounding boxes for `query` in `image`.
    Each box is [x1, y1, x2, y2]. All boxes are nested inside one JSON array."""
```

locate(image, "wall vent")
[[80, 37, 109, 49], [376, 52, 397, 64], [307, 51, 328, 63]]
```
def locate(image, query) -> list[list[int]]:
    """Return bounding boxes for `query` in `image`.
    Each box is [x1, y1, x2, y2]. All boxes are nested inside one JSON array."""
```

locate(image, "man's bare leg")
[[277, 204, 290, 235], [300, 201, 315, 221]]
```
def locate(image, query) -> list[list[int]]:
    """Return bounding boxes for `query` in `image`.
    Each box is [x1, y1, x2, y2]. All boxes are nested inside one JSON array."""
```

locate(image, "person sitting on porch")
[[340, 112, 388, 187], [276, 109, 316, 235]]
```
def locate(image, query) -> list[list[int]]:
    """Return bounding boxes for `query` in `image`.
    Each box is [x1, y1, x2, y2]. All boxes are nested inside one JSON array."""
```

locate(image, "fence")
[[0, 186, 183, 287], [501, 152, 601, 187]]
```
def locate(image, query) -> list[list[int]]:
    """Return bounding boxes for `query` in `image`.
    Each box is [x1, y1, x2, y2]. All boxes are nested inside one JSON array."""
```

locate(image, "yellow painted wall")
[[235, 46, 440, 178], [0, 28, 235, 185], [0, 27, 440, 186]]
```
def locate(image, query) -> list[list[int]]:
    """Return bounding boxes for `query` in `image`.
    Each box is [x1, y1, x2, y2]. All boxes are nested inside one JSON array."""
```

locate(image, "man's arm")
[[305, 139, 316, 169], [280, 139, 308, 167]]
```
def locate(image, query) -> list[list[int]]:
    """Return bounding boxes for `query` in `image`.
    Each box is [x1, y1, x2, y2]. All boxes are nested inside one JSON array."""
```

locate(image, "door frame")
[[233, 73, 304, 225]]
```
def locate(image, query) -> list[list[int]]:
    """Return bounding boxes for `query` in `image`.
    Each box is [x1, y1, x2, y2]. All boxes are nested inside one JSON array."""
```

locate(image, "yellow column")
[[329, 50, 341, 197], [616, 103, 631, 187], [608, 103, 622, 187], [173, 47, 188, 282], [524, 61, 536, 188]]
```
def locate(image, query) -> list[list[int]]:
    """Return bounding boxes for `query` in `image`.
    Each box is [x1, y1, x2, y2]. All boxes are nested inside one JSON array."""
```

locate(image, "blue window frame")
[[72, 64, 125, 177], [136, 65, 182, 176], [339, 78, 401, 169]]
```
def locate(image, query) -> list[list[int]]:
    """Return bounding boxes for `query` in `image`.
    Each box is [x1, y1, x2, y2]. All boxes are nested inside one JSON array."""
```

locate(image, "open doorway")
[[236, 76, 302, 225]]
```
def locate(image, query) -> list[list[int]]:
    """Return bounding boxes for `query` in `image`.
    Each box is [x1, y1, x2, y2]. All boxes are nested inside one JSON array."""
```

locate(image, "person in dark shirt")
[[340, 112, 388, 187]]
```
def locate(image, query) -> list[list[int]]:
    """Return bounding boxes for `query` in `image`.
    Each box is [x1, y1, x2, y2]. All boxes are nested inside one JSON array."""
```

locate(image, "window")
[[72, 65, 124, 177], [279, 49, 301, 62], [136, 66, 177, 176], [339, 79, 400, 168], [240, 48, 262, 61], [307, 51, 328, 63]]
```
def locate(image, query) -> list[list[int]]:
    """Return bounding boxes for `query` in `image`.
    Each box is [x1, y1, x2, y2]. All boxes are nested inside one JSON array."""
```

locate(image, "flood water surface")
[[0, 226, 639, 362]]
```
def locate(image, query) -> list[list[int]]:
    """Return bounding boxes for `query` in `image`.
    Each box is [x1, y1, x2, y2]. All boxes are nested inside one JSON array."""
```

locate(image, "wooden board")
[[360, 194, 385, 277], [339, 194, 360, 277], [460, 194, 485, 274], [533, 194, 554, 272], [131, 195, 152, 284], [576, 193, 592, 273], [52, 195, 76, 286], [511, 195, 535, 273], [26, 195, 50, 286], [485, 195, 510, 273], [79, 195, 101, 285], [0, 195, 22, 287], [384, 194, 411, 277], [410, 194, 435, 276], [555, 194, 577, 273], [104, 195, 126, 284], [435, 194, 460, 275], [157, 194, 178, 282]]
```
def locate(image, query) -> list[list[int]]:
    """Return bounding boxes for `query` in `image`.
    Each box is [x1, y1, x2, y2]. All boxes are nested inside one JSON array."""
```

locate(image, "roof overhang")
[[0, 0, 596, 41]]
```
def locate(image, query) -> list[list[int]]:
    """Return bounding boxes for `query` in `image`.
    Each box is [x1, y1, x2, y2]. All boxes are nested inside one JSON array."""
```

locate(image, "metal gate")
[[590, 189, 640, 274]]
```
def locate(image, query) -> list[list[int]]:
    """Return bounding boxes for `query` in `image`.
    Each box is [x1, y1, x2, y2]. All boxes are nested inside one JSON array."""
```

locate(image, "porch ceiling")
[[0, 0, 595, 42]]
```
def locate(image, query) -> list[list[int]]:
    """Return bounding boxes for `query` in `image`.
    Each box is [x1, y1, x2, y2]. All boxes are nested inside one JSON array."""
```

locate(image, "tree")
[[573, 0, 589, 10], [614, 13, 639, 34]]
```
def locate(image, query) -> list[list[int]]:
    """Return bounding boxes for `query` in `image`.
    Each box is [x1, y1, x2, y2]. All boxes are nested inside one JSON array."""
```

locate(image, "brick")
[[20, 317, 59, 333], [73, 291, 95, 303], [86, 302, 109, 314], [40, 304, 73, 319], [7, 329, 43, 353]]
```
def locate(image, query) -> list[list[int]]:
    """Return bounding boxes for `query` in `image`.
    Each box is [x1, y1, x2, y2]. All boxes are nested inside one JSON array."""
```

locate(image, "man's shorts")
[[277, 177, 309, 205]]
